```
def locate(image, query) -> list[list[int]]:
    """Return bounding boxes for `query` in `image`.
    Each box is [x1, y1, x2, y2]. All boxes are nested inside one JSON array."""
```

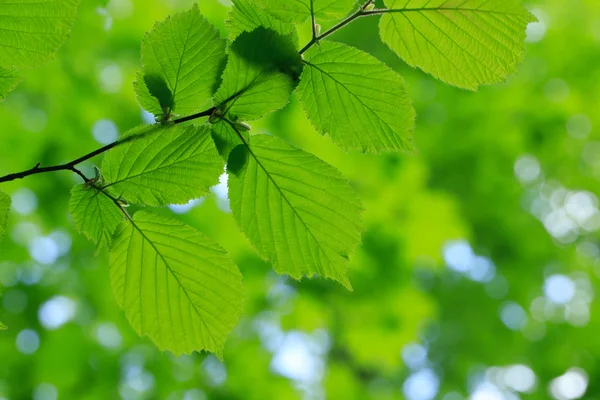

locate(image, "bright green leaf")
[[102, 124, 223, 207], [0, 68, 21, 101], [227, 134, 363, 289], [135, 4, 227, 119], [110, 210, 244, 357], [69, 184, 123, 252], [0, 190, 10, 245], [298, 40, 415, 153], [213, 28, 302, 121], [227, 0, 299, 46], [378, 0, 536, 90], [0, 0, 79, 69], [258, 0, 358, 23]]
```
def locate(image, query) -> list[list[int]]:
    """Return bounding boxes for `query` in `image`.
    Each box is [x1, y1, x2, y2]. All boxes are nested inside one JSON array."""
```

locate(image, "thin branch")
[[0, 107, 215, 185], [172, 106, 216, 124], [299, 4, 372, 55]]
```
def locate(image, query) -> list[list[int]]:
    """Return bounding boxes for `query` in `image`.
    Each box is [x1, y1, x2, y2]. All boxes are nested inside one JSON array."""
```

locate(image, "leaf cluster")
[[0, 0, 534, 355]]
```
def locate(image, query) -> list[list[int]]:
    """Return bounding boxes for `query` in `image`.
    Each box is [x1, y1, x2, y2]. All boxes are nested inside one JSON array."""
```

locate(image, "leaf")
[[0, 68, 21, 101], [110, 210, 244, 357], [211, 119, 249, 161], [378, 0, 536, 90], [298, 40, 415, 153], [69, 184, 123, 252], [135, 4, 227, 119], [102, 124, 223, 207], [227, 134, 363, 288], [214, 28, 303, 121], [0, 190, 10, 245], [258, 0, 358, 23], [0, 0, 79, 69], [227, 0, 299, 47]]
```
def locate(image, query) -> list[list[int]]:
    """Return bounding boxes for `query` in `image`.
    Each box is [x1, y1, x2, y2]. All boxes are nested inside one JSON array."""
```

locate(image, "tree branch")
[[0, 106, 216, 185], [299, 0, 377, 55]]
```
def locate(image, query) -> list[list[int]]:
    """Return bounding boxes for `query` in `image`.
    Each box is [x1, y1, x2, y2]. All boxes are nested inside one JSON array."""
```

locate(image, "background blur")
[[1, 0, 599, 399]]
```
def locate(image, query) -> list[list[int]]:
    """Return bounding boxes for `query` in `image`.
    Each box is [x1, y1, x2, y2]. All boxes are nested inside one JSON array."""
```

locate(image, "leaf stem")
[[299, 0, 378, 55]]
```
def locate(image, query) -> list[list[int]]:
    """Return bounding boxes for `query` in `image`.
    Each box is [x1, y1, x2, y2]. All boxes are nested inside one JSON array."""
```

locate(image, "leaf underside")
[[258, 0, 359, 23], [298, 40, 415, 153], [110, 210, 244, 357], [0, 68, 22, 101], [379, 0, 536, 90], [227, 134, 364, 289], [135, 4, 227, 118], [0, 0, 79, 69], [213, 28, 303, 121], [227, 0, 299, 47], [69, 185, 124, 252], [101, 124, 224, 207]]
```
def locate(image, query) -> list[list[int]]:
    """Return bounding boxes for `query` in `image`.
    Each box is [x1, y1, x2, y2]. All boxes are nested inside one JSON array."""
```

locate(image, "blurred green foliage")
[[1, 0, 599, 399]]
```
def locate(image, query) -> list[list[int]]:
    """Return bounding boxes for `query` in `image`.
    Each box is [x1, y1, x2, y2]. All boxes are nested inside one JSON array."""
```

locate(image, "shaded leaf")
[[378, 0, 536, 90], [214, 28, 302, 121], [227, 0, 299, 47], [102, 124, 223, 206], [298, 40, 414, 153], [227, 134, 363, 288], [135, 4, 227, 118], [110, 210, 245, 357], [0, 0, 79, 69], [211, 119, 249, 161], [69, 184, 123, 252]]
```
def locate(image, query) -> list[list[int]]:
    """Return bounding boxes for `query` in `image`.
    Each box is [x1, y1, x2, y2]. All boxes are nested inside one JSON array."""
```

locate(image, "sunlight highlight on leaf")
[[379, 0, 536, 90], [110, 210, 245, 357]]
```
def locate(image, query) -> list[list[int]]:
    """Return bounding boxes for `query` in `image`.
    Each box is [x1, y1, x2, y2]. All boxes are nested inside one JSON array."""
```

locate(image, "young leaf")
[[110, 210, 244, 357], [213, 28, 303, 121], [378, 0, 536, 90], [0, 0, 79, 69], [227, 0, 299, 46], [298, 40, 415, 153], [102, 124, 223, 207], [0, 190, 10, 245], [135, 4, 227, 119], [69, 185, 123, 252], [257, 0, 358, 23], [227, 134, 363, 289], [0, 68, 22, 101]]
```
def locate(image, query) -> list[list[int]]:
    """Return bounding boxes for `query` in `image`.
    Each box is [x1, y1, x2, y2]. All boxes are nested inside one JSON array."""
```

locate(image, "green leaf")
[[135, 4, 227, 119], [0, 190, 10, 245], [102, 124, 223, 207], [258, 0, 358, 23], [227, 0, 299, 47], [0, 0, 79, 69], [214, 28, 302, 121], [211, 119, 249, 161], [69, 185, 123, 252], [227, 134, 363, 289], [0, 68, 21, 101], [298, 40, 415, 153], [110, 210, 244, 357], [378, 0, 536, 90]]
